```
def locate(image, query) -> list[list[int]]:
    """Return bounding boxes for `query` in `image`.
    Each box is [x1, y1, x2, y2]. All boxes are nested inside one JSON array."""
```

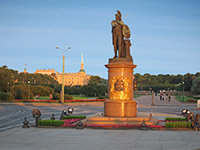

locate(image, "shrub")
[[31, 85, 54, 96], [165, 122, 192, 128], [62, 115, 86, 120], [165, 117, 186, 121], [97, 96, 108, 99], [11, 85, 27, 99], [0, 92, 14, 100], [52, 93, 60, 100], [64, 94, 73, 100], [52, 93, 73, 100], [38, 120, 64, 127]]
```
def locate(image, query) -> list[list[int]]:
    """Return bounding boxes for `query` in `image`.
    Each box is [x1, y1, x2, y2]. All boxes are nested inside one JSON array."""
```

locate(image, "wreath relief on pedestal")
[[109, 76, 131, 100]]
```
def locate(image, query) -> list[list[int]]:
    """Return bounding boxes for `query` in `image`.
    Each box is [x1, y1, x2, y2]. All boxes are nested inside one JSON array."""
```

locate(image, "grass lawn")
[[34, 95, 95, 100], [34, 96, 50, 100], [175, 95, 198, 102], [34, 94, 139, 100], [134, 95, 140, 98], [72, 95, 95, 100]]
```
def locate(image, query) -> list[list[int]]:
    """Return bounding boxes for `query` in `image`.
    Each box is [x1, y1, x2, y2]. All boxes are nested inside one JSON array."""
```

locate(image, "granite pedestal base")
[[104, 100, 137, 117], [85, 113, 158, 125]]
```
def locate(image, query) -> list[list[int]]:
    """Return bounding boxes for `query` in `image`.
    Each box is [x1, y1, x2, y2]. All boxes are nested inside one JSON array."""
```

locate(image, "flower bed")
[[64, 99, 106, 103], [85, 124, 165, 129], [59, 120, 165, 129], [187, 99, 197, 102], [10, 99, 58, 103], [157, 120, 165, 122], [7, 99, 107, 103], [37, 117, 194, 130], [62, 115, 86, 120], [37, 118, 195, 130], [61, 119, 80, 127]]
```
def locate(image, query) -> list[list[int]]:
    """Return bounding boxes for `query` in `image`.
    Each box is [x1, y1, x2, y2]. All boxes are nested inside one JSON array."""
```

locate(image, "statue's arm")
[[111, 21, 117, 27], [111, 21, 115, 33]]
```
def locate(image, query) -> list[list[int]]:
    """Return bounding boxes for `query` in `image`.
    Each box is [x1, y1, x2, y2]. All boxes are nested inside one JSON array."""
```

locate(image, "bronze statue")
[[111, 10, 132, 60], [111, 10, 124, 58]]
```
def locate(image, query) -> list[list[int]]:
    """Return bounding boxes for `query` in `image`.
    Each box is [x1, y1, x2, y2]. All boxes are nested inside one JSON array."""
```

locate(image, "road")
[[0, 103, 104, 132], [0, 95, 199, 132]]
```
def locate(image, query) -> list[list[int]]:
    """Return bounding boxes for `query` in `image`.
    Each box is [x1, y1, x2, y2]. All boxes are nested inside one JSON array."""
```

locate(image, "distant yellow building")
[[35, 69, 55, 75], [34, 54, 91, 86]]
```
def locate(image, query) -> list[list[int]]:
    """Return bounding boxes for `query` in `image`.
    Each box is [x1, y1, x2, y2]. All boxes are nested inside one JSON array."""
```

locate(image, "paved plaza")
[[0, 96, 199, 150], [0, 127, 200, 150]]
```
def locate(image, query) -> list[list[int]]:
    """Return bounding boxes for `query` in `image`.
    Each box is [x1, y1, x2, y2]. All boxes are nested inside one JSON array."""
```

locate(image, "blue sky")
[[0, 0, 199, 79]]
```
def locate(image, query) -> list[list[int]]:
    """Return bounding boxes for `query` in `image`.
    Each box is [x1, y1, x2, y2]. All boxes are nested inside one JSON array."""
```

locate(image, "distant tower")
[[79, 53, 85, 72], [24, 63, 27, 74], [24, 68, 27, 74]]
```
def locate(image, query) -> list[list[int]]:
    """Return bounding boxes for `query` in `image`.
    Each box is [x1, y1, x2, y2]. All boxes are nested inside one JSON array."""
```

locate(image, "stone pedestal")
[[104, 100, 137, 117], [104, 60, 137, 117], [85, 113, 158, 125]]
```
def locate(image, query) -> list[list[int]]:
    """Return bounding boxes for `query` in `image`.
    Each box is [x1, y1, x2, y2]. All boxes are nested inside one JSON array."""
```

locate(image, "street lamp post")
[[151, 91, 155, 106], [7, 82, 9, 92], [56, 46, 71, 103], [182, 82, 185, 102], [28, 81, 30, 100]]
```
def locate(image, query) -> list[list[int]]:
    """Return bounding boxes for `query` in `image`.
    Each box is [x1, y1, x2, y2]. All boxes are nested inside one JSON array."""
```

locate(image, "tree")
[[89, 76, 101, 84], [0, 66, 13, 92], [135, 73, 145, 84], [80, 76, 108, 97], [191, 76, 200, 94], [184, 73, 193, 91], [10, 85, 28, 99], [195, 72, 200, 77]]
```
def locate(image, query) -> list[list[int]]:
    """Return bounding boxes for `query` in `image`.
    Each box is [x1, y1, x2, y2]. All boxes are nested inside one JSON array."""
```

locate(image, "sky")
[[0, 0, 200, 79]]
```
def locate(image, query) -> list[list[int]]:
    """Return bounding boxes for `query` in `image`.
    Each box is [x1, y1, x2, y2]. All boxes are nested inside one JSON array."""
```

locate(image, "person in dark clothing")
[[168, 95, 171, 102], [160, 95, 162, 100]]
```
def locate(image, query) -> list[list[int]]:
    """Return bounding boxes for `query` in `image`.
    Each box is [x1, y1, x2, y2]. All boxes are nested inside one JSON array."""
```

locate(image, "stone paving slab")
[[0, 127, 200, 150]]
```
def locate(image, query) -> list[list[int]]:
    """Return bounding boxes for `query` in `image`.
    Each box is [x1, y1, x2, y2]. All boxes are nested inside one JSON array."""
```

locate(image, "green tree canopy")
[[191, 76, 200, 94]]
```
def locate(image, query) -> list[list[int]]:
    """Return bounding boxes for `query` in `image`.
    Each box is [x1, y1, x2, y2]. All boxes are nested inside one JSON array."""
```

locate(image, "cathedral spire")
[[81, 53, 83, 64], [79, 53, 85, 72]]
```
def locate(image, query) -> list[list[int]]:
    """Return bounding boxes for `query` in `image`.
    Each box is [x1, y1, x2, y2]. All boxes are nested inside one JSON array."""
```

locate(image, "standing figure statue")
[[111, 10, 132, 60], [111, 10, 124, 58]]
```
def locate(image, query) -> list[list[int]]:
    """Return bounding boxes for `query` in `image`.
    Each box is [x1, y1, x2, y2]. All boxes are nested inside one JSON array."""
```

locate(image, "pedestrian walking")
[[166, 93, 168, 101], [168, 95, 171, 102]]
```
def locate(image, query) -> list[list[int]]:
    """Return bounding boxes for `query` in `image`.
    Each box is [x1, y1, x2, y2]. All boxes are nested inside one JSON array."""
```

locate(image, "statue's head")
[[115, 14, 121, 21], [116, 10, 121, 20], [117, 10, 121, 14], [115, 10, 121, 21]]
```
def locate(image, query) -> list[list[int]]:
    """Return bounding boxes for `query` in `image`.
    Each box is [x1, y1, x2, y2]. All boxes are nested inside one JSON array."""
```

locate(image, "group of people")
[[159, 93, 171, 102]]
